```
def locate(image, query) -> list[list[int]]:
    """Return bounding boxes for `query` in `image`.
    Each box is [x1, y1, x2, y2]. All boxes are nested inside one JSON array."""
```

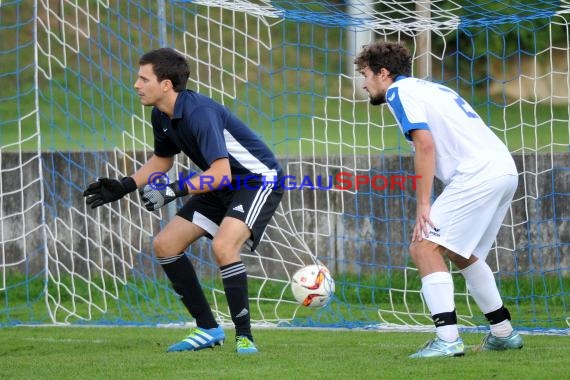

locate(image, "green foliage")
[[443, 1, 569, 82]]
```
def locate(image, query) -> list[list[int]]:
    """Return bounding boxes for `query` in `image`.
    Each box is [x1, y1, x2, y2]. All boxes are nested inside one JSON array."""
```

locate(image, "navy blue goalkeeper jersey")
[[151, 90, 282, 179]]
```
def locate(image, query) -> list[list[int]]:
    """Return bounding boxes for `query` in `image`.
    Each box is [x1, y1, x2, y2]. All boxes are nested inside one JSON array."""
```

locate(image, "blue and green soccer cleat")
[[409, 337, 465, 358], [481, 331, 523, 351], [236, 335, 258, 354], [167, 326, 225, 352]]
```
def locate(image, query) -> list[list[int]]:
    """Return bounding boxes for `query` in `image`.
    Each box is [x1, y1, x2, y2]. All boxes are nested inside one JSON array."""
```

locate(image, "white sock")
[[421, 272, 458, 342], [460, 259, 513, 337], [489, 319, 514, 338]]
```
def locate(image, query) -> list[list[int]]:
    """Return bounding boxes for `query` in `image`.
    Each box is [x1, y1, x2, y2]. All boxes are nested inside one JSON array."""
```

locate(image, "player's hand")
[[139, 181, 188, 211], [413, 202, 435, 242], [83, 177, 138, 209]]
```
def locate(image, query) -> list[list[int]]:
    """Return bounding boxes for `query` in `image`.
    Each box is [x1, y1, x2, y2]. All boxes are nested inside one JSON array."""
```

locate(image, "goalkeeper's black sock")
[[220, 261, 252, 340], [159, 253, 218, 329]]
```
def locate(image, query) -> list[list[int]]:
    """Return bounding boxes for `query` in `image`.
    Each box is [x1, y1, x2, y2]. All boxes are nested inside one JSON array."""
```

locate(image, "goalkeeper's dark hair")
[[354, 40, 412, 78], [139, 48, 189, 92]]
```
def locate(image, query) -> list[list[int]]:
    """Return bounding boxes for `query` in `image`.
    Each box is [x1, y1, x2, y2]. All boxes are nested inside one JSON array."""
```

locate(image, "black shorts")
[[177, 177, 284, 251]]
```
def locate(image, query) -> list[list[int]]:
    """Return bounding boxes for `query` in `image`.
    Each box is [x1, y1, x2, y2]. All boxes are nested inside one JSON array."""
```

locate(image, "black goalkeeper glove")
[[83, 177, 137, 209], [139, 180, 188, 211]]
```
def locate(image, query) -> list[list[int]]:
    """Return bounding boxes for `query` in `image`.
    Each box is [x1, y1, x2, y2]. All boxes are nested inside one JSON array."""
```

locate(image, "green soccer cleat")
[[167, 326, 225, 352], [481, 331, 523, 351], [236, 335, 258, 355], [409, 337, 465, 358]]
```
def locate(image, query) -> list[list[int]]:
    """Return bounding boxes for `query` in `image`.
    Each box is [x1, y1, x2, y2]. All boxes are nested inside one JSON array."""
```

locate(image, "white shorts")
[[425, 174, 518, 260]]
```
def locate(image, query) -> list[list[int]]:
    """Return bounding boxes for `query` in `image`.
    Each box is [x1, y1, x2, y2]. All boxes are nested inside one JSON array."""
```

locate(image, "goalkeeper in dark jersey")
[[84, 48, 283, 355]]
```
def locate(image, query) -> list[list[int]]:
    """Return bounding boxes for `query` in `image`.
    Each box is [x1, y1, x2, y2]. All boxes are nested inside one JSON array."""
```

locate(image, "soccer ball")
[[290, 264, 335, 308]]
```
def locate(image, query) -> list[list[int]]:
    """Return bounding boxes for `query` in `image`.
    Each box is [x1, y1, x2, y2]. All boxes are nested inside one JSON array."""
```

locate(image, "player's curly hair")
[[139, 48, 189, 92], [354, 40, 412, 78]]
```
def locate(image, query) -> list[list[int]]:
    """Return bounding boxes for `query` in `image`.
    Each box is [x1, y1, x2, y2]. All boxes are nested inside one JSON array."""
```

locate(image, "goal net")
[[1, 0, 568, 332]]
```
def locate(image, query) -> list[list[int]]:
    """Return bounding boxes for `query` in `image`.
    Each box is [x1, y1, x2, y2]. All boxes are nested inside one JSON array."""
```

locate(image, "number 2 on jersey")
[[438, 86, 479, 119]]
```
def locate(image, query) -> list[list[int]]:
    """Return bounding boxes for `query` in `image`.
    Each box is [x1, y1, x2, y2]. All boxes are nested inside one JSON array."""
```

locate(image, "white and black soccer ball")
[[290, 264, 335, 308]]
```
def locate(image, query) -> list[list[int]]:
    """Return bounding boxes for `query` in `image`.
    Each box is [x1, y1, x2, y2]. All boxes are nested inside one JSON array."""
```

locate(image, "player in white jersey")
[[355, 41, 523, 358]]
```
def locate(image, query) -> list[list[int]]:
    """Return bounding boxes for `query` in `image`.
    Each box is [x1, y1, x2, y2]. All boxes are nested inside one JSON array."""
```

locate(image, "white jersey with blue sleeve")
[[385, 76, 517, 185]]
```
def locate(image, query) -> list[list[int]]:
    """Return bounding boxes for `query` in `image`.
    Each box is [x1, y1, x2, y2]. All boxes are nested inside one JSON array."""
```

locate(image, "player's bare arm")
[[138, 157, 232, 212], [131, 154, 174, 187], [410, 129, 436, 241], [183, 157, 231, 195]]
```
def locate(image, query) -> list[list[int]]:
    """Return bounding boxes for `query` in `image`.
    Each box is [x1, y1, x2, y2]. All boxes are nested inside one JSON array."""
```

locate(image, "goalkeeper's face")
[[360, 66, 390, 106], [134, 64, 168, 106]]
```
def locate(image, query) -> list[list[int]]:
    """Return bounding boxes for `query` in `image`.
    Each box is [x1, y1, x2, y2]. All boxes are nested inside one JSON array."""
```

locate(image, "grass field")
[[3, 271, 568, 330], [0, 327, 568, 380], [1, 84, 568, 155]]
